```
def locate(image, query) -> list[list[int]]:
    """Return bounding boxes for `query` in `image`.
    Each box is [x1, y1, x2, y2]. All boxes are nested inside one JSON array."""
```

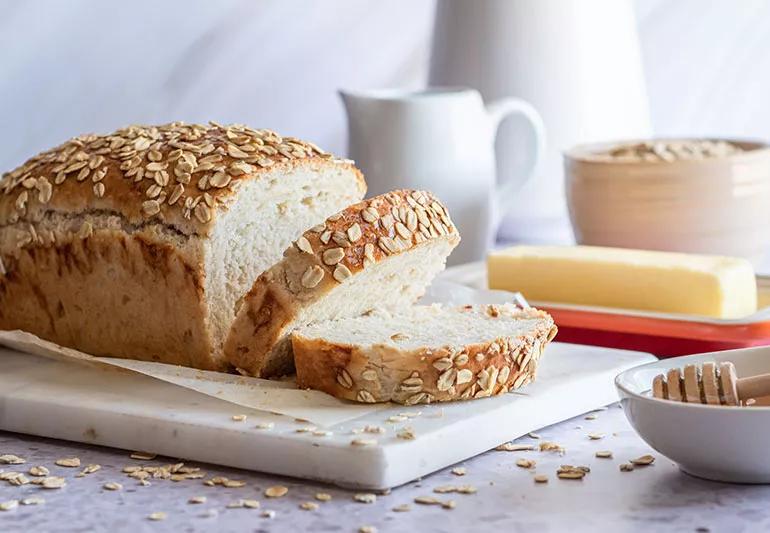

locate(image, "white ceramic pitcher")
[[340, 88, 545, 265], [429, 0, 651, 244]]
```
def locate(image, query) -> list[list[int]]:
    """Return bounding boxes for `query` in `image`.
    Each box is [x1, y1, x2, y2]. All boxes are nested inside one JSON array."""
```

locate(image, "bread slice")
[[292, 304, 557, 405], [225, 190, 460, 377], [0, 122, 365, 370]]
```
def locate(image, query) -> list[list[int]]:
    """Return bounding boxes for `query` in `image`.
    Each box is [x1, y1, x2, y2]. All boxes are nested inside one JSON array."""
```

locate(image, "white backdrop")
[[3, 0, 770, 192]]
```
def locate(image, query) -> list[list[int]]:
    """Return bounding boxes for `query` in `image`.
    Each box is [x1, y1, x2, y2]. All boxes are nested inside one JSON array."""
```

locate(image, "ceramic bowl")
[[616, 345, 770, 483], [564, 139, 770, 266]]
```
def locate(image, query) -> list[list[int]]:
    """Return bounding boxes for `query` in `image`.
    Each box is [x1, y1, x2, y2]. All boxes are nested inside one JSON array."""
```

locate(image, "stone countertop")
[[1, 404, 767, 532]]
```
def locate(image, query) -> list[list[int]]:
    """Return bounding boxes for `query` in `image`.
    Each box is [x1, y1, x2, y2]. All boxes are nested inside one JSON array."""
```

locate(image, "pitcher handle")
[[485, 97, 546, 221]]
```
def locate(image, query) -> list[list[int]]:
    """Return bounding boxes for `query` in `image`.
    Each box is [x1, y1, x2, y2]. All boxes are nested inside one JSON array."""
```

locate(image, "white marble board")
[[0, 343, 654, 490]]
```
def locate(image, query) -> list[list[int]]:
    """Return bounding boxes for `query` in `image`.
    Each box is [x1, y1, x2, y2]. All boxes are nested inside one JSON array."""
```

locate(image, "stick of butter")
[[487, 245, 757, 318]]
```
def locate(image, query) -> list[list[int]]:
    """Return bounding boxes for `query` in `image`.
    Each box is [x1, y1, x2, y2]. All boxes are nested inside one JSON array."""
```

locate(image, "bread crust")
[[0, 122, 364, 239], [292, 306, 557, 405], [225, 190, 460, 377], [0, 227, 219, 369], [0, 123, 365, 370]]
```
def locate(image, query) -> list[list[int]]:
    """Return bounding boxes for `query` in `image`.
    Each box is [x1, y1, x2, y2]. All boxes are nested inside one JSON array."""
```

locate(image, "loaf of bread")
[[292, 304, 557, 404], [225, 190, 460, 377], [0, 122, 365, 370]]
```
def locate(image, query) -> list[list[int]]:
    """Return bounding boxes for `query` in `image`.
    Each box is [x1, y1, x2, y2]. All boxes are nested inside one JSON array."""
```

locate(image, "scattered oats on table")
[[359, 526, 377, 533], [188, 496, 207, 504], [534, 474, 549, 483], [0, 500, 19, 511], [80, 464, 101, 475], [584, 414, 598, 420], [103, 482, 122, 491], [28, 466, 49, 477], [41, 476, 66, 489], [596, 451, 613, 459], [2, 472, 29, 486], [392, 504, 411, 512], [354, 493, 377, 504], [451, 467, 467, 476], [231, 414, 247, 422], [20, 497, 44, 506], [414, 495, 456, 508], [397, 429, 416, 440], [148, 512, 167, 521], [299, 502, 319, 511], [0, 454, 25, 465], [255, 422, 274, 430], [516, 458, 536, 469], [130, 452, 157, 461], [588, 433, 604, 440], [539, 441, 565, 454], [620, 463, 634, 472], [315, 492, 332, 502], [261, 510, 276, 519], [222, 479, 246, 488], [557, 465, 589, 480], [265, 485, 289, 498], [227, 499, 260, 509], [433, 484, 477, 495], [631, 454, 655, 466]]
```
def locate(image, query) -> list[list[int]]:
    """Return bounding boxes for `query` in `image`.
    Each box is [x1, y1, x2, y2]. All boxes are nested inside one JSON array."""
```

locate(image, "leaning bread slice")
[[292, 304, 557, 405], [225, 190, 460, 377]]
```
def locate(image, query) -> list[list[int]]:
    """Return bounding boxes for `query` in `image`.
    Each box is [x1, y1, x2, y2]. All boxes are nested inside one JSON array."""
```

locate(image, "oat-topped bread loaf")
[[292, 304, 557, 404], [225, 189, 460, 377], [0, 122, 365, 370]]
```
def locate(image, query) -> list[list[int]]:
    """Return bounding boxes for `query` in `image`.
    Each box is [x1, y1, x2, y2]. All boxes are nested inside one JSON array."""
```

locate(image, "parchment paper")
[[0, 281, 522, 427]]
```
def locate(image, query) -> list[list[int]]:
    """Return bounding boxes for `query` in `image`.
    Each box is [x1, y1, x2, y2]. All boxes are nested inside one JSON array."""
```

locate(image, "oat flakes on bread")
[[225, 189, 460, 378], [0, 122, 365, 370], [292, 304, 557, 404]]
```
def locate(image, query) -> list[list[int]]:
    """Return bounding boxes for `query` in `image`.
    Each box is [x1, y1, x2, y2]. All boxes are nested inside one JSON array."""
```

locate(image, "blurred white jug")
[[430, 0, 651, 244], [340, 87, 544, 265]]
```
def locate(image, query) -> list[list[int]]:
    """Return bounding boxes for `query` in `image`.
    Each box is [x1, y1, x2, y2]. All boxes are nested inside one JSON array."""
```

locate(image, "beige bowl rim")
[[565, 138, 770, 165]]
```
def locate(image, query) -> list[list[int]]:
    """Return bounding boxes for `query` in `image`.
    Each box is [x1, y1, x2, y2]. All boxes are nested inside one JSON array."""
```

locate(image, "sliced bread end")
[[292, 304, 557, 405]]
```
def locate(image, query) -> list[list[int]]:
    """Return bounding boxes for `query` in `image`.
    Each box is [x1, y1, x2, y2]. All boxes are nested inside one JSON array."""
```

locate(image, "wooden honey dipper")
[[652, 362, 770, 406]]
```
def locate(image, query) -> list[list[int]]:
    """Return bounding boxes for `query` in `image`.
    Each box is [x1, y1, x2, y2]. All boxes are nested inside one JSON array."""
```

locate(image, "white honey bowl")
[[616, 345, 770, 483], [564, 139, 770, 267]]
